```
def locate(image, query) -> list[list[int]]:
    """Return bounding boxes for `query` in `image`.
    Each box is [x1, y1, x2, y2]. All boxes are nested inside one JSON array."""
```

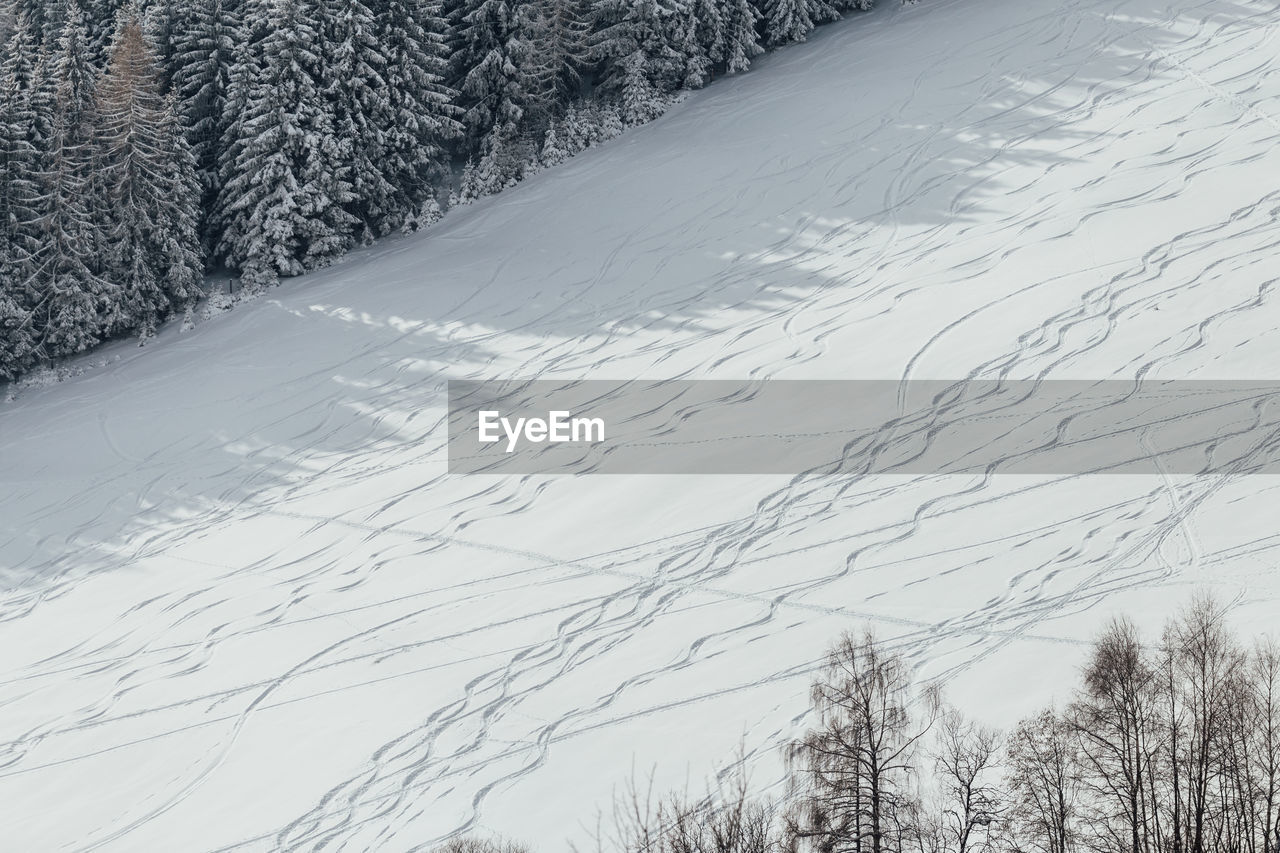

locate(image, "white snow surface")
[[3, 0, 1280, 848]]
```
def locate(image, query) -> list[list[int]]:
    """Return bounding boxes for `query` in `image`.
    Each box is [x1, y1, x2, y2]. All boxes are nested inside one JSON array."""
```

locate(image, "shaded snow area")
[[3, 0, 1280, 847]]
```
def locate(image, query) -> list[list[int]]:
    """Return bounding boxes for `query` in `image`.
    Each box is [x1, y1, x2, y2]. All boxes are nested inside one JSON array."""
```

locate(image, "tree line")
[[442, 594, 1280, 853], [0, 0, 878, 383]]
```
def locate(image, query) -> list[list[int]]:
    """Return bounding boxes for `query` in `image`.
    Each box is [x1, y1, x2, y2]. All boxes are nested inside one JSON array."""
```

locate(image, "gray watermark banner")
[[446, 380, 1280, 475]]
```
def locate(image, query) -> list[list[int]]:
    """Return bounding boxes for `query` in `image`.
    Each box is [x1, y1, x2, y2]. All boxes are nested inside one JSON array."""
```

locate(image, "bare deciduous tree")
[[434, 835, 532, 853], [787, 630, 941, 853], [1069, 616, 1163, 853], [933, 707, 1003, 853], [586, 762, 786, 853], [1248, 638, 1280, 853], [1157, 593, 1249, 853], [1005, 708, 1080, 853]]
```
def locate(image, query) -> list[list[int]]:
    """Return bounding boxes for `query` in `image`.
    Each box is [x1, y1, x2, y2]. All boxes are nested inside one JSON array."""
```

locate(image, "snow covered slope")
[[2, 0, 1279, 847]]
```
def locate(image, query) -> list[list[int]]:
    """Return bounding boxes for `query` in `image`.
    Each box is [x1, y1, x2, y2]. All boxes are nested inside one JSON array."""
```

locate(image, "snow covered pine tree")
[[97, 10, 202, 340]]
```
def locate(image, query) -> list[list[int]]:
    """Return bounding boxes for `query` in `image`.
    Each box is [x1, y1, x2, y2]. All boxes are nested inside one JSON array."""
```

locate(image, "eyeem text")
[[478, 410, 606, 453]]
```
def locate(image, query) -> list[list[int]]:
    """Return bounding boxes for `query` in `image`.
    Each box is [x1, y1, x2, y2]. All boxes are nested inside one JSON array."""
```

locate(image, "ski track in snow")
[[2, 0, 1280, 848]]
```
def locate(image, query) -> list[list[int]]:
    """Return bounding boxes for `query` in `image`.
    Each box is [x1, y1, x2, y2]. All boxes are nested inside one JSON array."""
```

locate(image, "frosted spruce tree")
[[538, 122, 568, 167], [25, 46, 110, 356], [669, 0, 711, 89], [555, 102, 590, 153], [0, 17, 44, 275], [591, 0, 704, 121], [454, 0, 531, 148], [591, 0, 662, 93], [208, 0, 266, 258], [439, 0, 476, 79], [688, 0, 722, 73], [140, 0, 192, 86], [52, 1, 112, 271], [97, 10, 202, 338], [618, 48, 663, 124], [0, 2, 15, 47], [454, 0, 550, 191], [83, 0, 126, 62], [520, 0, 590, 133], [0, 7, 113, 360], [215, 0, 357, 287], [7, 0, 58, 44], [762, 0, 813, 45], [452, 0, 583, 145], [376, 0, 460, 232], [718, 0, 761, 73], [320, 0, 395, 242], [0, 11, 41, 375], [52, 2, 98, 154], [762, 0, 839, 46], [456, 122, 524, 201], [169, 0, 242, 251], [0, 289, 32, 379], [37, 0, 71, 44]]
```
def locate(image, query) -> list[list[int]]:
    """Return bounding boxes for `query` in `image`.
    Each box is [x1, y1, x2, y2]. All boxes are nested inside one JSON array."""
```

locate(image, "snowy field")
[[3, 0, 1280, 847]]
